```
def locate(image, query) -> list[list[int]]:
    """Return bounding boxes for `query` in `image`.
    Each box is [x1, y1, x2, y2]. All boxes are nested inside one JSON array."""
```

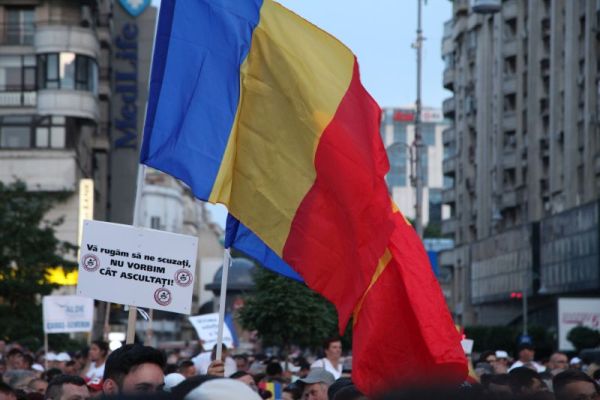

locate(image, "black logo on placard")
[[81, 254, 100, 272], [174, 269, 193, 287], [154, 288, 172, 306]]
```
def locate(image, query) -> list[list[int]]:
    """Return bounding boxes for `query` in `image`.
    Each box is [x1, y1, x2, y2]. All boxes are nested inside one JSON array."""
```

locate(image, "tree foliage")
[[0, 181, 75, 344], [238, 267, 339, 350], [567, 326, 600, 352]]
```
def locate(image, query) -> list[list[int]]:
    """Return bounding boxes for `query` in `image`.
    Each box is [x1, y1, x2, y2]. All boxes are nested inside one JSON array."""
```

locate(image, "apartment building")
[[380, 106, 449, 228], [441, 0, 600, 330]]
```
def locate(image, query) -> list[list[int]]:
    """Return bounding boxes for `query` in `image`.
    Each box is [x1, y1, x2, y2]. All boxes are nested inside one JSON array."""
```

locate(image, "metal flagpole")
[[413, 0, 425, 237], [215, 248, 231, 361]]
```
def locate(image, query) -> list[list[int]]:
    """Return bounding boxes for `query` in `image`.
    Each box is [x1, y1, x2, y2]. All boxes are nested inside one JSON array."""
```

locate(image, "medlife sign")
[[43, 296, 94, 334], [77, 220, 198, 314]]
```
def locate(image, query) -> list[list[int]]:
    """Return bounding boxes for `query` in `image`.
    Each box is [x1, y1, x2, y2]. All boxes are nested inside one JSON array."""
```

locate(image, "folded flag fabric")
[[141, 0, 466, 393], [352, 206, 467, 394]]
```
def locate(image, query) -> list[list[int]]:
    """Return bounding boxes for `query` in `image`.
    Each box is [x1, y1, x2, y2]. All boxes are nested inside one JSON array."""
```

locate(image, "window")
[[37, 53, 98, 94], [0, 115, 68, 149], [393, 122, 408, 143], [150, 217, 161, 230], [0, 55, 36, 106], [5, 8, 34, 45], [421, 124, 436, 146], [387, 144, 408, 187]]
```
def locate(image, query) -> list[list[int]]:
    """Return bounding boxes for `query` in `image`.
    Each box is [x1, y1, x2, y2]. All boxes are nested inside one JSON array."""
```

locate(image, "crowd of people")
[[0, 336, 599, 400]]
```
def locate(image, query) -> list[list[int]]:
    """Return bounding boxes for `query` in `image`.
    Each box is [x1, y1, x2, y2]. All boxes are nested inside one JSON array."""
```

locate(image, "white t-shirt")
[[508, 360, 546, 373], [310, 358, 343, 380], [191, 351, 237, 377], [85, 362, 105, 381]]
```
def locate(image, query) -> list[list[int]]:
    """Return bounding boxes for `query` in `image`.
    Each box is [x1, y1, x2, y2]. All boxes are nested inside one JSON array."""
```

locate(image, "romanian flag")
[[258, 381, 282, 400], [141, 0, 466, 394]]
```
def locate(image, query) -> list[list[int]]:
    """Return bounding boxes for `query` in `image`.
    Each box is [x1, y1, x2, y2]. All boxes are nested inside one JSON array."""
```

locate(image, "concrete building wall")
[[441, 0, 600, 326]]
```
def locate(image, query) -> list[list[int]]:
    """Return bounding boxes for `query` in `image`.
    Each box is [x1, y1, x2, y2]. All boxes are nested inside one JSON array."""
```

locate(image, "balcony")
[[0, 91, 36, 107], [37, 90, 99, 121], [443, 97, 456, 118], [441, 218, 457, 235], [501, 150, 517, 168], [442, 187, 456, 204], [442, 127, 455, 145], [503, 112, 517, 131], [502, 0, 518, 19], [443, 67, 455, 91], [503, 39, 517, 56], [443, 156, 457, 175], [503, 75, 517, 94], [454, 0, 469, 16], [34, 24, 99, 59], [0, 149, 77, 191]]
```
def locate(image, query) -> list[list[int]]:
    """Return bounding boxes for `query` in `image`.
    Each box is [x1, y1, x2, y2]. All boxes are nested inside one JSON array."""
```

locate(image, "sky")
[[148, 0, 453, 228]]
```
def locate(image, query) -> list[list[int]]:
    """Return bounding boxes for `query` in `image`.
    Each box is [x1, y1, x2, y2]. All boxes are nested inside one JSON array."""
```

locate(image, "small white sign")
[[189, 313, 234, 350], [558, 298, 600, 351], [77, 220, 198, 314], [43, 296, 94, 333], [461, 339, 474, 355]]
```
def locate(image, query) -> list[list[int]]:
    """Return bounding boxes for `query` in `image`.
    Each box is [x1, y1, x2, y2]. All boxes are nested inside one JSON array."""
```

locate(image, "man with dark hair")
[[547, 352, 569, 376], [101, 344, 165, 396], [233, 354, 249, 372], [84, 340, 108, 381], [230, 371, 259, 393], [553, 370, 599, 400], [44, 375, 89, 400], [509, 342, 545, 373], [177, 360, 196, 378], [509, 367, 547, 395], [310, 337, 343, 379]]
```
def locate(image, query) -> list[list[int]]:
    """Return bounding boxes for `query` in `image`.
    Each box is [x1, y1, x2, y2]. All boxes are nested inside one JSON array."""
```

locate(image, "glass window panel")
[[47, 54, 58, 80], [1, 126, 29, 148], [23, 55, 35, 67], [90, 60, 98, 94], [24, 67, 35, 90], [3, 115, 31, 124], [5, 67, 21, 90], [52, 116, 65, 124], [59, 53, 76, 89], [50, 127, 65, 148], [36, 127, 49, 147], [76, 56, 88, 82]]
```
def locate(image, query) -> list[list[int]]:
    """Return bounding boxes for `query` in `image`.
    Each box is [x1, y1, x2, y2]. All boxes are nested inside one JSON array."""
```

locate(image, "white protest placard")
[[558, 298, 600, 351], [43, 295, 94, 333], [189, 313, 234, 350], [77, 220, 198, 314]]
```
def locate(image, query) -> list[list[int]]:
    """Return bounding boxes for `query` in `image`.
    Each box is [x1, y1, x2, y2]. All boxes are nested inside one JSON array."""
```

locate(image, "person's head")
[[0, 382, 17, 400], [509, 367, 547, 395], [323, 338, 342, 362], [296, 359, 311, 379], [570, 357, 583, 371], [22, 354, 34, 370], [266, 361, 283, 379], [28, 379, 48, 395], [481, 373, 512, 395], [210, 344, 229, 362], [177, 360, 197, 378], [553, 370, 599, 400], [516, 342, 535, 363], [88, 341, 108, 364], [44, 375, 89, 400], [298, 368, 335, 400], [548, 352, 569, 375], [63, 361, 77, 376], [233, 354, 249, 372], [479, 351, 497, 365], [43, 369, 63, 384], [7, 349, 25, 370], [102, 344, 165, 396], [230, 371, 258, 392]]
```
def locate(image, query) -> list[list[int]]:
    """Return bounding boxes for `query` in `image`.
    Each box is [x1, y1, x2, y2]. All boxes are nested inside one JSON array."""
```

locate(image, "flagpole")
[[215, 248, 231, 361], [126, 165, 146, 344]]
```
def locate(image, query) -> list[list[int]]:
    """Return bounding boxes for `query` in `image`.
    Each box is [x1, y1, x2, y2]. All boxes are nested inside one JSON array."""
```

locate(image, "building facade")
[[380, 106, 449, 228], [0, 0, 113, 250], [441, 0, 600, 335]]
